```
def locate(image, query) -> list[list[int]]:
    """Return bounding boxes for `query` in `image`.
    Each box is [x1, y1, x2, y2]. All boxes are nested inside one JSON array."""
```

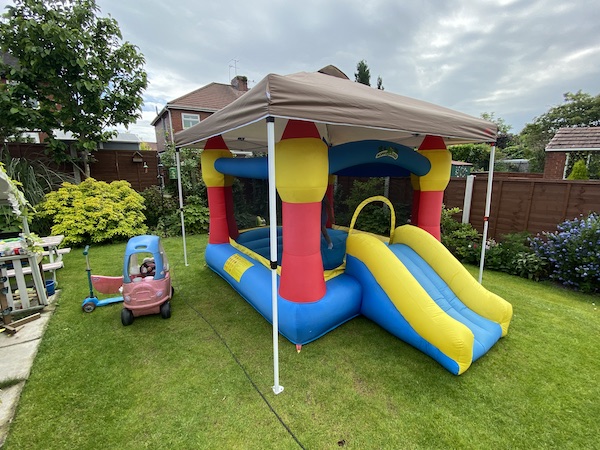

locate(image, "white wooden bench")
[[5, 247, 70, 281], [5, 261, 64, 278], [41, 248, 71, 258], [1, 255, 48, 310]]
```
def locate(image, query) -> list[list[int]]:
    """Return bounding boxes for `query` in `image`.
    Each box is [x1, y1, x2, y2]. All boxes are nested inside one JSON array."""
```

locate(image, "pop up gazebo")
[[175, 68, 510, 389]]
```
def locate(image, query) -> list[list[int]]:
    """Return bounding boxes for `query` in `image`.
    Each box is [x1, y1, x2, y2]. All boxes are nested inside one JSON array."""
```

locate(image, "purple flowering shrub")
[[530, 213, 600, 293]]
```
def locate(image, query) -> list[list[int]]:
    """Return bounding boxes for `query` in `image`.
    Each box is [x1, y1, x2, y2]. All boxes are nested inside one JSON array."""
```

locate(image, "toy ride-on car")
[[120, 235, 174, 326]]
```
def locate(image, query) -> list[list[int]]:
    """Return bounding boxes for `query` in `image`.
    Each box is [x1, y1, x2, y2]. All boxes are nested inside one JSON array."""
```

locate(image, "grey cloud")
[[1, 0, 598, 140]]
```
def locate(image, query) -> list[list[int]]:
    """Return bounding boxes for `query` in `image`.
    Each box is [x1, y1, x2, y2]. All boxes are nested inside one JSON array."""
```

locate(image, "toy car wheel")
[[121, 308, 134, 326], [160, 301, 171, 319], [82, 302, 96, 313]]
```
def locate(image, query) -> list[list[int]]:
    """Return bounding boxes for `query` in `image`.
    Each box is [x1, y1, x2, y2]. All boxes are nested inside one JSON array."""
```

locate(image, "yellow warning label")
[[223, 254, 253, 282]]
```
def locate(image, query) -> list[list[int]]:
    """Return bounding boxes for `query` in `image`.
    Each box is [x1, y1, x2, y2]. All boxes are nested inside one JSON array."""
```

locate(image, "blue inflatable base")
[[206, 243, 362, 345]]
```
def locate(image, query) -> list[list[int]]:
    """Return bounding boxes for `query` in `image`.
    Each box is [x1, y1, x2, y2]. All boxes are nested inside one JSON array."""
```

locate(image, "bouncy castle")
[[176, 68, 512, 375]]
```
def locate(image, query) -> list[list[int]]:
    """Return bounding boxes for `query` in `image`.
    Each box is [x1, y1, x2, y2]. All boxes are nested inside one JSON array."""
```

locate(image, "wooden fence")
[[339, 174, 600, 239], [89, 149, 159, 192], [5, 142, 159, 192], [444, 174, 600, 238], [5, 143, 599, 238]]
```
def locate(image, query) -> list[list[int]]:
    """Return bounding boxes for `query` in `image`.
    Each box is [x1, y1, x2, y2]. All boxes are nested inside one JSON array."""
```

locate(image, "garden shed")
[[544, 127, 600, 179]]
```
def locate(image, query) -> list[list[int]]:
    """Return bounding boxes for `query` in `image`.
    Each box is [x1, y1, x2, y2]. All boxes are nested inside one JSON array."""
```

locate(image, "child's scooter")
[[81, 245, 124, 313]]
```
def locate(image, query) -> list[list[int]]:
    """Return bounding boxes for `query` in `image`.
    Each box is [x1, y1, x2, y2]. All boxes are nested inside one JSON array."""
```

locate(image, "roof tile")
[[546, 127, 600, 150], [167, 82, 247, 111]]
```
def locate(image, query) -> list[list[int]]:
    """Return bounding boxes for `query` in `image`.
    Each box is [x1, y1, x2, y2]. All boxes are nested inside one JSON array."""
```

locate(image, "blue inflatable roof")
[[212, 140, 431, 179]]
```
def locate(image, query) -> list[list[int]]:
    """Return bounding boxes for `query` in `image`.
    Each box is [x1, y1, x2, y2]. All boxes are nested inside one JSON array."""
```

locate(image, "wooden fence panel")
[[491, 179, 528, 237], [89, 150, 159, 192], [527, 182, 569, 235], [5, 143, 159, 192], [444, 175, 600, 238], [3, 142, 72, 174], [565, 183, 600, 220]]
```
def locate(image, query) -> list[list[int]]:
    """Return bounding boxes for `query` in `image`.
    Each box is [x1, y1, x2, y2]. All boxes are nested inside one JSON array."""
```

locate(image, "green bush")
[[182, 195, 210, 235], [35, 178, 147, 246], [159, 146, 202, 198], [0, 205, 22, 235], [140, 185, 178, 229], [566, 159, 589, 180], [513, 251, 549, 281], [157, 195, 210, 237], [440, 206, 480, 263], [439, 207, 549, 281], [340, 178, 384, 227], [355, 204, 393, 236], [484, 232, 531, 272]]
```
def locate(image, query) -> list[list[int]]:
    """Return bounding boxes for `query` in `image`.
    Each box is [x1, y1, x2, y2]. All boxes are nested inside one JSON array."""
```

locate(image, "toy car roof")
[[124, 235, 162, 255]]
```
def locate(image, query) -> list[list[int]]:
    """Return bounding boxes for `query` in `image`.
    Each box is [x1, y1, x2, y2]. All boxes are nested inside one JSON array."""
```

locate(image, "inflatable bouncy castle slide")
[[198, 119, 512, 376]]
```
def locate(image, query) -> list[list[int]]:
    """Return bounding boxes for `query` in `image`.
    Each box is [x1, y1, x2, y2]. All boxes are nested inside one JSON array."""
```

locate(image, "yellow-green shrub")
[[35, 178, 147, 246]]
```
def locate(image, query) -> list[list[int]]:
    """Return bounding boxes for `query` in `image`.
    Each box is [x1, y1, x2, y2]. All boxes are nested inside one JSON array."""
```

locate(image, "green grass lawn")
[[4, 234, 599, 449]]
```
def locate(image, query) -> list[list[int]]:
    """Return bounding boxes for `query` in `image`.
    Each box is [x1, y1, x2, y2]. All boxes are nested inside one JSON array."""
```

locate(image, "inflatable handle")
[[349, 195, 396, 243], [83, 245, 90, 256]]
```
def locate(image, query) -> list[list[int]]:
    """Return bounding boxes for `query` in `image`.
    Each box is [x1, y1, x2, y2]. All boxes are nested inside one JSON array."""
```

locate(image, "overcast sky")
[[2, 0, 600, 142]]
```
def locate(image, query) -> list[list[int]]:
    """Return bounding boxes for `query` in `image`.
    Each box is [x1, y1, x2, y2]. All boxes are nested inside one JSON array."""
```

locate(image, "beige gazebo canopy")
[[175, 69, 497, 150]]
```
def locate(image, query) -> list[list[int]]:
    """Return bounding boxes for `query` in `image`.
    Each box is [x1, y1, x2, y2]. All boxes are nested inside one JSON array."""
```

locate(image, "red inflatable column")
[[276, 120, 329, 303], [201, 136, 235, 244], [416, 135, 452, 240]]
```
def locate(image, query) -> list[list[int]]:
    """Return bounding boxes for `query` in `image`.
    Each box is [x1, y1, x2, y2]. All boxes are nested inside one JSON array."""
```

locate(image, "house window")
[[182, 113, 200, 129]]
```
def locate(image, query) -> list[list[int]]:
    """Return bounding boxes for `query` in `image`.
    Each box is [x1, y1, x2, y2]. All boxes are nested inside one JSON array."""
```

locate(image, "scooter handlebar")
[[83, 245, 90, 256]]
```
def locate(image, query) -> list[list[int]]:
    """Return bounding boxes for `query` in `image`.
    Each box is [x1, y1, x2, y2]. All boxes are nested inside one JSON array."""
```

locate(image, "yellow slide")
[[345, 224, 513, 375]]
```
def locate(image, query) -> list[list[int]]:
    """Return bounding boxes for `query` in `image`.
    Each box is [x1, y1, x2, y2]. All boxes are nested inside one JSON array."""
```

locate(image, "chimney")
[[231, 75, 248, 92]]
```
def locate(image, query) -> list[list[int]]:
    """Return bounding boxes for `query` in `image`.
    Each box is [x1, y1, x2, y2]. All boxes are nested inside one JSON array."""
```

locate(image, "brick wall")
[[155, 109, 216, 151], [544, 151, 567, 179], [170, 109, 213, 133]]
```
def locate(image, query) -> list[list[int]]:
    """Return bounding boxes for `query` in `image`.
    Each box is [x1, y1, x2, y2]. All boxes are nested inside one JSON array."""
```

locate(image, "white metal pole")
[[462, 174, 475, 224], [175, 148, 189, 267], [478, 144, 496, 284], [168, 108, 188, 267], [267, 117, 283, 395]]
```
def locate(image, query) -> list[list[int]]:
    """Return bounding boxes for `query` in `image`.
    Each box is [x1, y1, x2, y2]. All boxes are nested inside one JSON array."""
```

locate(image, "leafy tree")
[[481, 112, 523, 152], [520, 91, 600, 172], [448, 143, 492, 171], [481, 112, 512, 135], [0, 0, 147, 166], [354, 60, 385, 90], [158, 143, 202, 199], [354, 60, 371, 86]]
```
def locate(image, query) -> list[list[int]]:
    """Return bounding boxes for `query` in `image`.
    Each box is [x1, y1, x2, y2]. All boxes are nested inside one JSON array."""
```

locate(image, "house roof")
[[151, 82, 248, 126], [53, 130, 140, 143], [545, 127, 600, 151]]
